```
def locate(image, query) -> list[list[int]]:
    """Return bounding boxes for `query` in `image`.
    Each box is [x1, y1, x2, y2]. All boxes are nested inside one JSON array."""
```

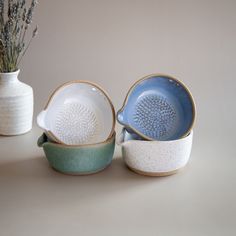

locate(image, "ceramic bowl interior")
[[37, 81, 115, 145], [117, 75, 195, 141]]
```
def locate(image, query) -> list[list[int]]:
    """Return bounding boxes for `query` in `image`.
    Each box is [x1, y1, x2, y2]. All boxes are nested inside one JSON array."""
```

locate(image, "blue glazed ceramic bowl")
[[117, 74, 196, 141], [37, 132, 115, 175]]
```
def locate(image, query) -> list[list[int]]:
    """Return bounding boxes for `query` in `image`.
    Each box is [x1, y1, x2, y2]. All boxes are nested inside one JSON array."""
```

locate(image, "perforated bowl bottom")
[[133, 94, 177, 140], [53, 102, 99, 145]]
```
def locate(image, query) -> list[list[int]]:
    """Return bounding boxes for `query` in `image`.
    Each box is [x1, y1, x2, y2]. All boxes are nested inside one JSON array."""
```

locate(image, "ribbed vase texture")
[[0, 70, 33, 135]]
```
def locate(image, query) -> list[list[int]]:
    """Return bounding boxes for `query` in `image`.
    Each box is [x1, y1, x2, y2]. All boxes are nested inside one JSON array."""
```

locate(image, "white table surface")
[[0, 125, 235, 236]]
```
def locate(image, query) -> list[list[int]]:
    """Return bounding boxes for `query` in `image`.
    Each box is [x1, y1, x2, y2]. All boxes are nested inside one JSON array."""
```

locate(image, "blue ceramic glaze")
[[123, 128, 144, 141], [117, 75, 195, 141]]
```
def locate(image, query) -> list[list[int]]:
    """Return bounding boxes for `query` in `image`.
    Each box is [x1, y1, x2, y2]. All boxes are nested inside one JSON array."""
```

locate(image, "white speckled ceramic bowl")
[[118, 128, 193, 176]]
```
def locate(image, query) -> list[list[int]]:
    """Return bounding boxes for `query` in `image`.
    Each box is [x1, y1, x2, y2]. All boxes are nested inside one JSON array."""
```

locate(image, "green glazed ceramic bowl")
[[37, 132, 116, 175]]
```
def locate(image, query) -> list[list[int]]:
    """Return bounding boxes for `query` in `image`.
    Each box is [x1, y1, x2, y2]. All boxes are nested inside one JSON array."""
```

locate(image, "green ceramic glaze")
[[38, 133, 115, 175]]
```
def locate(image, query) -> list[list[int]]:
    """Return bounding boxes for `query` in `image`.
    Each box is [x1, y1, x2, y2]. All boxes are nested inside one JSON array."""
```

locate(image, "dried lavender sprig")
[[0, 0, 4, 30], [26, 0, 37, 25], [0, 0, 3, 15], [8, 0, 14, 19], [17, 25, 38, 66], [21, 0, 38, 49], [0, 0, 38, 72], [20, 0, 26, 9], [12, 2, 23, 59]]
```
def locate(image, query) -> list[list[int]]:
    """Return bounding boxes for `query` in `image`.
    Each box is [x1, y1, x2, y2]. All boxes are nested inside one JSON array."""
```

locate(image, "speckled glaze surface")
[[0, 70, 33, 135], [38, 132, 115, 175], [117, 74, 195, 141], [118, 129, 193, 176]]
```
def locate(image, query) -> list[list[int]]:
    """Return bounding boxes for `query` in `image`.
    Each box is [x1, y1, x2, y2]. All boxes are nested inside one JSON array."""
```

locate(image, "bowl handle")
[[116, 129, 125, 146], [37, 110, 47, 130], [37, 133, 48, 147], [117, 110, 126, 125]]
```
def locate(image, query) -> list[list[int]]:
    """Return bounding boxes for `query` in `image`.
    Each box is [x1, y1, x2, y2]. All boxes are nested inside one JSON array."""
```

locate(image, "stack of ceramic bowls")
[[117, 74, 196, 176], [37, 81, 116, 175]]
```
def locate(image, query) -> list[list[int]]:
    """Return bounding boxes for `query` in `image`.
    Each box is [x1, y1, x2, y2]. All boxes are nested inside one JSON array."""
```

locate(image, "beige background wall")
[[1, 1, 236, 235], [20, 0, 236, 140]]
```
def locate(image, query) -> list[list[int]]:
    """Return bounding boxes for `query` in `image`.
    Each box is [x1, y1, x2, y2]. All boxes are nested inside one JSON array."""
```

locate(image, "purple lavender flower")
[[0, 0, 38, 72]]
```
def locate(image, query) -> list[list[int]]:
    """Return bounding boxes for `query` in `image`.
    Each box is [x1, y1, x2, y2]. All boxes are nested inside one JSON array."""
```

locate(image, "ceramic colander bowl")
[[117, 128, 193, 176], [38, 132, 116, 175], [37, 81, 115, 145], [117, 74, 196, 141]]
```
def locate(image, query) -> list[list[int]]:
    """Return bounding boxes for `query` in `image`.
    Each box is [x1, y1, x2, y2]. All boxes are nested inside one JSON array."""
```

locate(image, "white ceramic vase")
[[0, 70, 33, 135]]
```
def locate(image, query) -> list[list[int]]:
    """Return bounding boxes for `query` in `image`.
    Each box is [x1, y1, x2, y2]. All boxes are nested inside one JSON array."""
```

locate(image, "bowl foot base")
[[127, 165, 185, 177], [51, 163, 111, 176]]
